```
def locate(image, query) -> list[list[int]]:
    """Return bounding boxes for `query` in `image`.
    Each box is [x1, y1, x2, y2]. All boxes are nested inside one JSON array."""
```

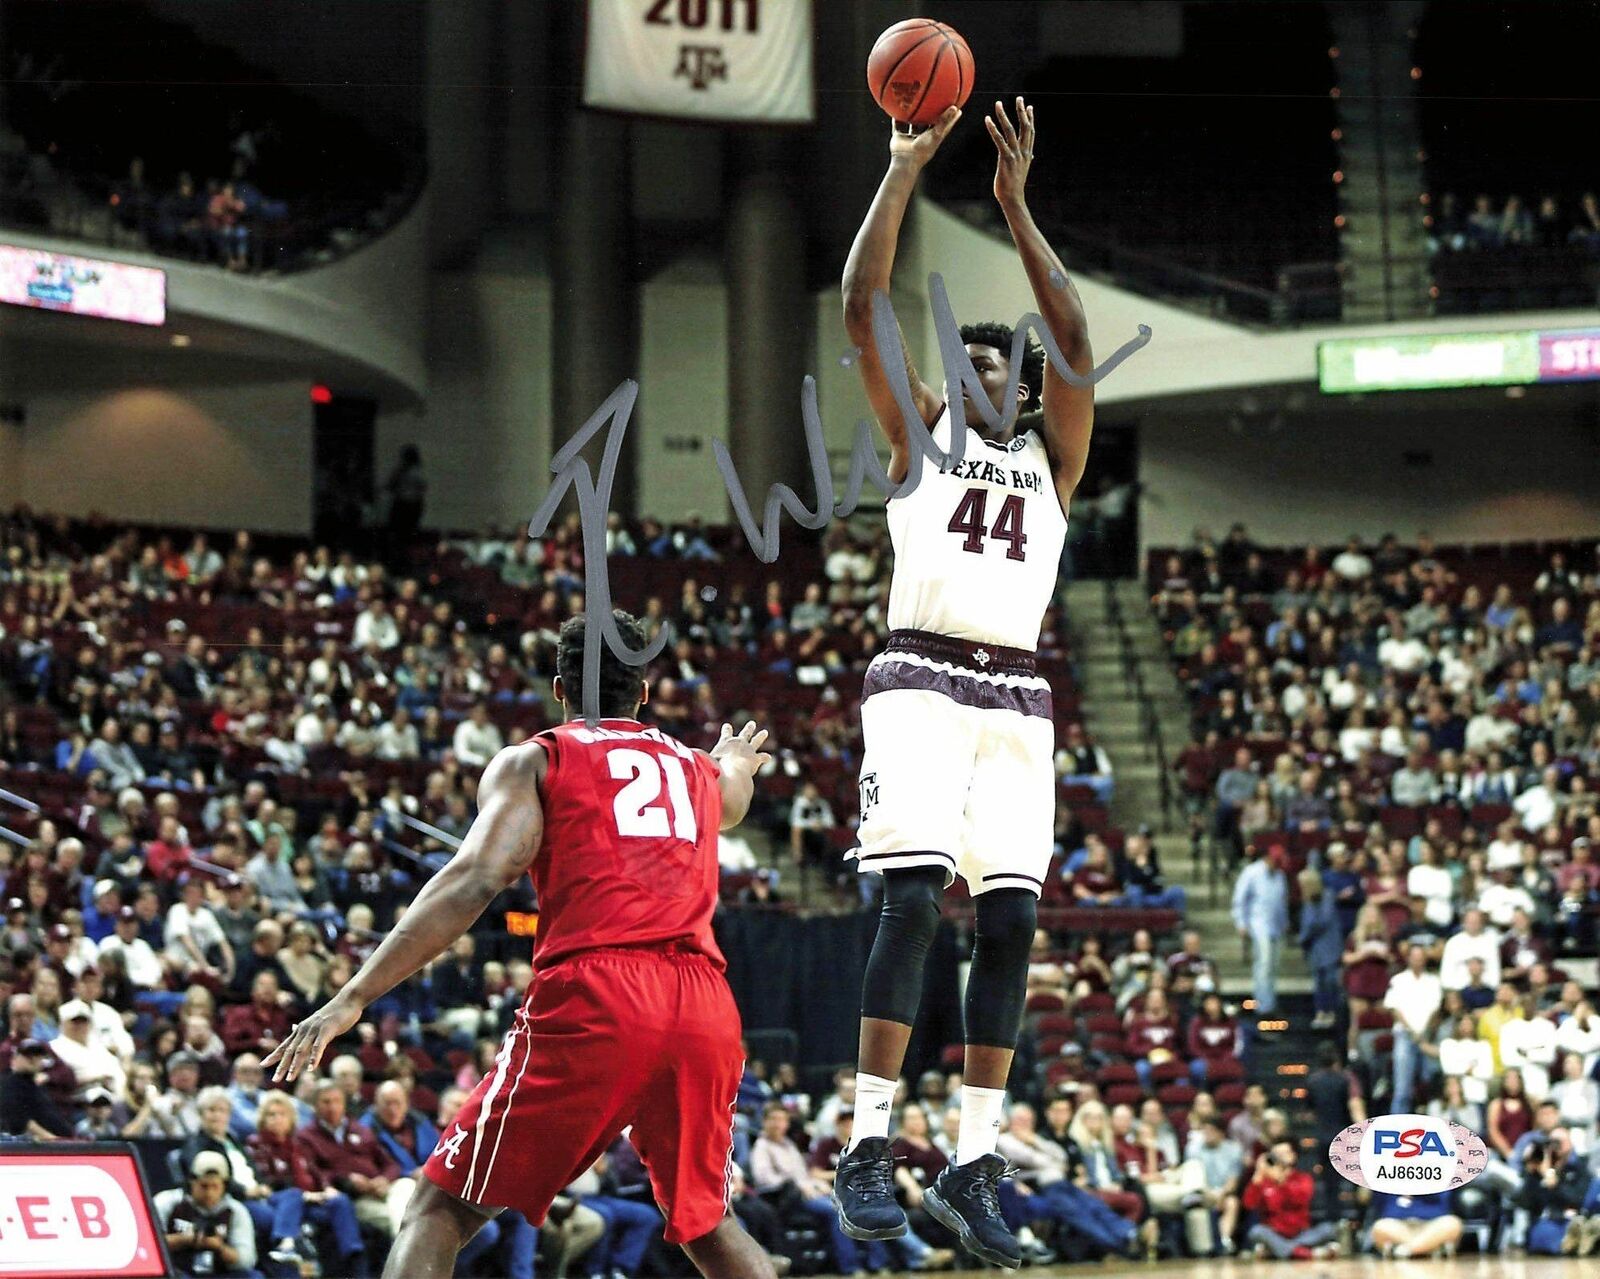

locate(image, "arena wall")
[[14, 381, 314, 533], [1139, 403, 1600, 549]]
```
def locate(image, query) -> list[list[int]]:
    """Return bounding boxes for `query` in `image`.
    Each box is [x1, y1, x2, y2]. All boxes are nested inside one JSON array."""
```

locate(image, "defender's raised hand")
[[710, 721, 773, 780], [987, 96, 1035, 210], [888, 105, 962, 172]]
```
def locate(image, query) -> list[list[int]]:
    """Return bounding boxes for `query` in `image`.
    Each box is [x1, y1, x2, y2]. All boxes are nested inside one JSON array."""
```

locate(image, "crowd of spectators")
[[1158, 525, 1600, 1258], [1428, 192, 1600, 255], [110, 155, 289, 271], [0, 505, 1130, 1276]]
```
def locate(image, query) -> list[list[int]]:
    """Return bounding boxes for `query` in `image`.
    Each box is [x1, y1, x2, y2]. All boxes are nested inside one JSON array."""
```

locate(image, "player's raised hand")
[[889, 105, 961, 172], [710, 721, 773, 779], [987, 96, 1035, 210], [262, 993, 362, 1084]]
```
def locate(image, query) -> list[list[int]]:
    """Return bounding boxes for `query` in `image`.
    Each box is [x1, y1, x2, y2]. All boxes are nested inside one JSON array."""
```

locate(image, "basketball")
[[867, 18, 975, 129]]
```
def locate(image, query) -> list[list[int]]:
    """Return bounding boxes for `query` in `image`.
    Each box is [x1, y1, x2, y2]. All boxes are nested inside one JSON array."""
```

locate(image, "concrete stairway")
[[1063, 580, 1311, 999]]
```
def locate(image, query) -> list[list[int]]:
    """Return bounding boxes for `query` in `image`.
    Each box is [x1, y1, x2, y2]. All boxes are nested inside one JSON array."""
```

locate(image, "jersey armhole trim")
[[533, 730, 560, 791]]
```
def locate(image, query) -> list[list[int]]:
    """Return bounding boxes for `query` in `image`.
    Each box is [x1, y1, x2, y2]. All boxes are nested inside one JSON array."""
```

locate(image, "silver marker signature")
[[529, 272, 1151, 722]]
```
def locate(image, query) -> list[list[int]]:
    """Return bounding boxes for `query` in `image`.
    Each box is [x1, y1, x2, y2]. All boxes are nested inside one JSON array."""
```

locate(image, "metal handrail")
[[0, 787, 42, 815], [391, 811, 464, 850]]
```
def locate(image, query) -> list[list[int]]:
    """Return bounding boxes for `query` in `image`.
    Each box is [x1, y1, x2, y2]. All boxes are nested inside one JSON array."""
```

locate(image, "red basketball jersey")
[[526, 718, 725, 972]]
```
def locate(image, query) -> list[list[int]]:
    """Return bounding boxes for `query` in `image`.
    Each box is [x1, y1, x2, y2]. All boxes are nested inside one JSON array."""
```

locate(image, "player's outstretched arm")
[[263, 742, 547, 1082], [841, 108, 960, 481], [987, 97, 1095, 502], [707, 721, 772, 831]]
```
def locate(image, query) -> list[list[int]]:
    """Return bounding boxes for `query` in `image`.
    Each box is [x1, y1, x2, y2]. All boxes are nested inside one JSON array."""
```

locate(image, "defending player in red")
[[263, 610, 777, 1279]]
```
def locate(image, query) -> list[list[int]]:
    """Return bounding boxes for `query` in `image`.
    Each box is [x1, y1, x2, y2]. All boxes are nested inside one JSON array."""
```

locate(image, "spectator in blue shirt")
[[1369, 1191, 1463, 1259], [1232, 845, 1290, 1015]]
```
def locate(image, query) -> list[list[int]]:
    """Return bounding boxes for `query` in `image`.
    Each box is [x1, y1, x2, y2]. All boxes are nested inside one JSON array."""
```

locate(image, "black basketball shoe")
[[831, 1137, 908, 1240], [921, 1153, 1022, 1270]]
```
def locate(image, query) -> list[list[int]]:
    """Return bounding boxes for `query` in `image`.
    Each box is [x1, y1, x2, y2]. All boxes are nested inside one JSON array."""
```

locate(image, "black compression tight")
[[964, 887, 1037, 1048], [859, 866, 945, 1026]]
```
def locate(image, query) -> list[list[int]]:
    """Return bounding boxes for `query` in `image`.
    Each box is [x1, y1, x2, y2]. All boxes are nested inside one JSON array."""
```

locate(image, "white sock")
[[956, 1085, 1007, 1165], [848, 1072, 898, 1148]]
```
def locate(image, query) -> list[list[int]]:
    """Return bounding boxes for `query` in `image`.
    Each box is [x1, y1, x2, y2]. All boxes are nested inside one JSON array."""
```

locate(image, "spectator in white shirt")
[[293, 697, 331, 749], [1439, 909, 1502, 990], [1513, 767, 1560, 832], [451, 704, 504, 768], [50, 1000, 127, 1098], [1384, 944, 1443, 1114], [1406, 844, 1455, 927], [164, 876, 233, 982], [1332, 537, 1372, 582], [1476, 870, 1537, 930], [789, 782, 836, 867], [98, 907, 167, 989], [374, 707, 420, 761], [1438, 1012, 1496, 1105], [717, 830, 759, 874], [1497, 998, 1557, 1100], [1378, 631, 1428, 674], [1555, 1000, 1600, 1077], [1391, 751, 1440, 808], [353, 598, 400, 651], [74, 967, 135, 1064], [1486, 822, 1524, 872]]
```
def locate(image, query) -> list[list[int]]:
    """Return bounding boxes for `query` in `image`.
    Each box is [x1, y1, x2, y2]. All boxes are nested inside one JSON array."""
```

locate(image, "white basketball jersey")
[[885, 406, 1068, 651]]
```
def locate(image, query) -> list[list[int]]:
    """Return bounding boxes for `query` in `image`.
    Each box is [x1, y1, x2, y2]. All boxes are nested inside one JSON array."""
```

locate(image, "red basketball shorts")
[[421, 946, 744, 1245]]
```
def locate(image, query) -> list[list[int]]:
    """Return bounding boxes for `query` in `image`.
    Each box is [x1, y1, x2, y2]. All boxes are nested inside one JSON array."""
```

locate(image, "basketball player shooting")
[[833, 98, 1095, 1270], [263, 612, 777, 1279]]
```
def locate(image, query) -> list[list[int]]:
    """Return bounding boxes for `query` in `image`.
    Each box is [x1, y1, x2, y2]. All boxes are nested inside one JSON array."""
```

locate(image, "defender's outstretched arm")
[[988, 97, 1095, 499], [265, 741, 547, 1081]]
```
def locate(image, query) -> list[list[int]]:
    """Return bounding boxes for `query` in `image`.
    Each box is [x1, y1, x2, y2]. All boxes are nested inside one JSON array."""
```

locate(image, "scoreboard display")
[[1318, 327, 1600, 393], [0, 244, 167, 327]]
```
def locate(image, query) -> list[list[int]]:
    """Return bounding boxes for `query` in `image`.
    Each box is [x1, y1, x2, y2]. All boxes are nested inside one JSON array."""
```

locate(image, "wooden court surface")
[[861, 1255, 1577, 1278]]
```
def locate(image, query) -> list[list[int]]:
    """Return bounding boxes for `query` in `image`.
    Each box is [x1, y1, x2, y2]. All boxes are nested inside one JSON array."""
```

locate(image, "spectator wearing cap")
[[74, 1085, 122, 1139], [82, 877, 123, 947], [0, 1038, 74, 1139], [50, 997, 126, 1097], [98, 905, 173, 1000], [154, 1149, 258, 1278]]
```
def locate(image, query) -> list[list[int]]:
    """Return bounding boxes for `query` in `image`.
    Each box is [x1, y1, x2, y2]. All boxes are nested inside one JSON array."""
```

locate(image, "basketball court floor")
[[865, 1257, 1572, 1278]]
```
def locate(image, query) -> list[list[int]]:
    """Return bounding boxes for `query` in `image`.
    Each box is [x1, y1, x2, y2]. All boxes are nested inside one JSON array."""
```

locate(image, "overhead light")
[[170, 334, 191, 348]]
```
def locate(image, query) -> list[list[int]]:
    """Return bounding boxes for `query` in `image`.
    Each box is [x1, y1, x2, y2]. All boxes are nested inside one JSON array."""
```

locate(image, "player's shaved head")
[[555, 610, 651, 719]]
